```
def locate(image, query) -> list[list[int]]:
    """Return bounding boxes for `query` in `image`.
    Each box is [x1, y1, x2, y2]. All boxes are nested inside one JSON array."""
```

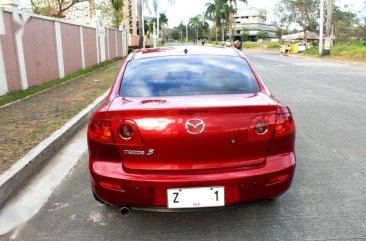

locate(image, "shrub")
[[266, 42, 281, 49], [243, 41, 260, 48], [303, 46, 319, 55]]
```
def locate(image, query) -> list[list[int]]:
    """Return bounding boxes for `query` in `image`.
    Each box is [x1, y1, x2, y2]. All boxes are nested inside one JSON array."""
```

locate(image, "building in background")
[[234, 7, 277, 41], [65, 0, 95, 25], [282, 31, 319, 44], [122, 0, 138, 45]]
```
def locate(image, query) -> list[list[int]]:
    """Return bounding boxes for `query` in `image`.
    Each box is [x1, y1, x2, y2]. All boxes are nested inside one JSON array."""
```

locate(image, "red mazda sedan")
[[88, 46, 296, 214]]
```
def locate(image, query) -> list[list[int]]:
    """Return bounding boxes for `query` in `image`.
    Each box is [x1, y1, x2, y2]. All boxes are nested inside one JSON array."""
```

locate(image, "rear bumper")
[[90, 153, 296, 207]]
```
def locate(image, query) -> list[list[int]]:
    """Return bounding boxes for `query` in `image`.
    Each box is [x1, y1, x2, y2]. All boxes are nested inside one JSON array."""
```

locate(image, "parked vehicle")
[[88, 46, 296, 212], [297, 43, 306, 52]]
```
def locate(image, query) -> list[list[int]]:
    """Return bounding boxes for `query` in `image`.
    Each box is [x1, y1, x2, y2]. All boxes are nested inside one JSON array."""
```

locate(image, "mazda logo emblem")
[[185, 119, 205, 135]]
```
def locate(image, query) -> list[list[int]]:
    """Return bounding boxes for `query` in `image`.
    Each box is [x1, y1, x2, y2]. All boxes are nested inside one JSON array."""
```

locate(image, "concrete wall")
[[0, 8, 129, 96]]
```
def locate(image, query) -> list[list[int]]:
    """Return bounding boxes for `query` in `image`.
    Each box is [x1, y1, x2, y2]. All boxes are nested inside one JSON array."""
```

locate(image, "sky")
[[17, 0, 366, 28], [153, 0, 366, 28]]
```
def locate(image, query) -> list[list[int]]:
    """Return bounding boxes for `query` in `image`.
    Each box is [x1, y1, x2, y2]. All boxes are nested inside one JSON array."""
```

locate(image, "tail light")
[[119, 124, 135, 139], [110, 120, 143, 146], [248, 106, 295, 141], [248, 114, 276, 141], [267, 106, 296, 155], [254, 119, 269, 135], [275, 112, 295, 137], [88, 120, 114, 144]]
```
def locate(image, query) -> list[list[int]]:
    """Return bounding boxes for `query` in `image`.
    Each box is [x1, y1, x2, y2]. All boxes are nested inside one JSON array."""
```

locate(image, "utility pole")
[[324, 0, 333, 55], [196, 24, 198, 42], [203, 11, 205, 40], [319, 0, 324, 55], [137, 0, 143, 48], [153, 22, 157, 48], [186, 23, 188, 42], [142, 2, 145, 48], [157, 9, 159, 44]]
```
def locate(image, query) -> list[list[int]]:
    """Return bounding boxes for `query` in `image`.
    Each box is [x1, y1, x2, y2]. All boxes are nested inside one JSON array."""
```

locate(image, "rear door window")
[[120, 56, 260, 97]]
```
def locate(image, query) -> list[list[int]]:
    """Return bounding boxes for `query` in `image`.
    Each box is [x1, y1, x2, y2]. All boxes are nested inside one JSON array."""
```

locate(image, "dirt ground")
[[0, 61, 123, 174]]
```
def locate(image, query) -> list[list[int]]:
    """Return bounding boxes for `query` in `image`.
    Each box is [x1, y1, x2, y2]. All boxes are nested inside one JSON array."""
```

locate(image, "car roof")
[[132, 45, 243, 60]]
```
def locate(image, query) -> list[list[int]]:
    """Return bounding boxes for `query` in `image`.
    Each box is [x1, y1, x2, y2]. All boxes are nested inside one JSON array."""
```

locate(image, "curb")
[[0, 90, 109, 208]]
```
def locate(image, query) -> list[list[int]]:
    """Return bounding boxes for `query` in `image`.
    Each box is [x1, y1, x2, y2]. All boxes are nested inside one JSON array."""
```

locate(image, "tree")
[[190, 15, 201, 41], [358, 1, 366, 37], [257, 30, 268, 39], [31, 0, 53, 17], [148, 17, 157, 35], [177, 21, 186, 41], [205, 0, 247, 41], [96, 0, 124, 28], [170, 27, 181, 41], [275, 26, 290, 39], [325, 0, 333, 38], [159, 13, 168, 41], [332, 5, 358, 42], [137, 0, 175, 47], [110, 0, 124, 29], [240, 30, 249, 41], [31, 0, 87, 18], [189, 14, 209, 41], [226, 0, 247, 36], [205, 2, 219, 42], [276, 0, 320, 45]]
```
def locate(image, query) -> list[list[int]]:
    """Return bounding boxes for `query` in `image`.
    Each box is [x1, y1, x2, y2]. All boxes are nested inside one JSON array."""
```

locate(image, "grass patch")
[[242, 41, 281, 50], [265, 42, 282, 49], [243, 41, 261, 49], [0, 59, 118, 107], [303, 42, 366, 62], [0, 61, 123, 174], [303, 46, 320, 55]]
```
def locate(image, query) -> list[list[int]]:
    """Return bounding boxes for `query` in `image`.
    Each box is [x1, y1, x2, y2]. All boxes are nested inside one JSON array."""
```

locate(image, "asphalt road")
[[13, 51, 366, 241]]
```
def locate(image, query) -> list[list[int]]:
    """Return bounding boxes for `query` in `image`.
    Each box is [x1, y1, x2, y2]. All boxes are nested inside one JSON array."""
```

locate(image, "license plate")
[[167, 187, 225, 208]]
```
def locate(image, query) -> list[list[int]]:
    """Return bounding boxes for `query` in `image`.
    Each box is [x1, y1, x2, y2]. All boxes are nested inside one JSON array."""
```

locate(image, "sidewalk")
[[0, 61, 123, 174]]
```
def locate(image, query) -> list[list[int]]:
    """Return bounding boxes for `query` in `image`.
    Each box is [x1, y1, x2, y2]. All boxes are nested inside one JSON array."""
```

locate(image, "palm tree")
[[205, 2, 219, 42], [177, 21, 186, 41], [110, 0, 124, 29], [190, 15, 200, 41], [137, 0, 175, 47], [159, 13, 168, 41], [227, 0, 247, 36], [205, 0, 247, 41]]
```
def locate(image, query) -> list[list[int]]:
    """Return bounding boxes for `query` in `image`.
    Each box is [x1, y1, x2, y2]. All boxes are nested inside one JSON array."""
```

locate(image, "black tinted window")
[[120, 56, 260, 97]]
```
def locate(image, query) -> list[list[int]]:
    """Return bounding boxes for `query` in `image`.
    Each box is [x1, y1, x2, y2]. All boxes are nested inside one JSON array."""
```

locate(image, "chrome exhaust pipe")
[[120, 207, 131, 217]]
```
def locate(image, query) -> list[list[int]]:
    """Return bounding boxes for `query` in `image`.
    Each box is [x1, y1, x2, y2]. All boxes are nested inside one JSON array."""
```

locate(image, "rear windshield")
[[120, 56, 260, 97]]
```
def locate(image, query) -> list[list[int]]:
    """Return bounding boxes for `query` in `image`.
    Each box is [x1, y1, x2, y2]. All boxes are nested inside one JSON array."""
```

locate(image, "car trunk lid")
[[108, 93, 278, 171]]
